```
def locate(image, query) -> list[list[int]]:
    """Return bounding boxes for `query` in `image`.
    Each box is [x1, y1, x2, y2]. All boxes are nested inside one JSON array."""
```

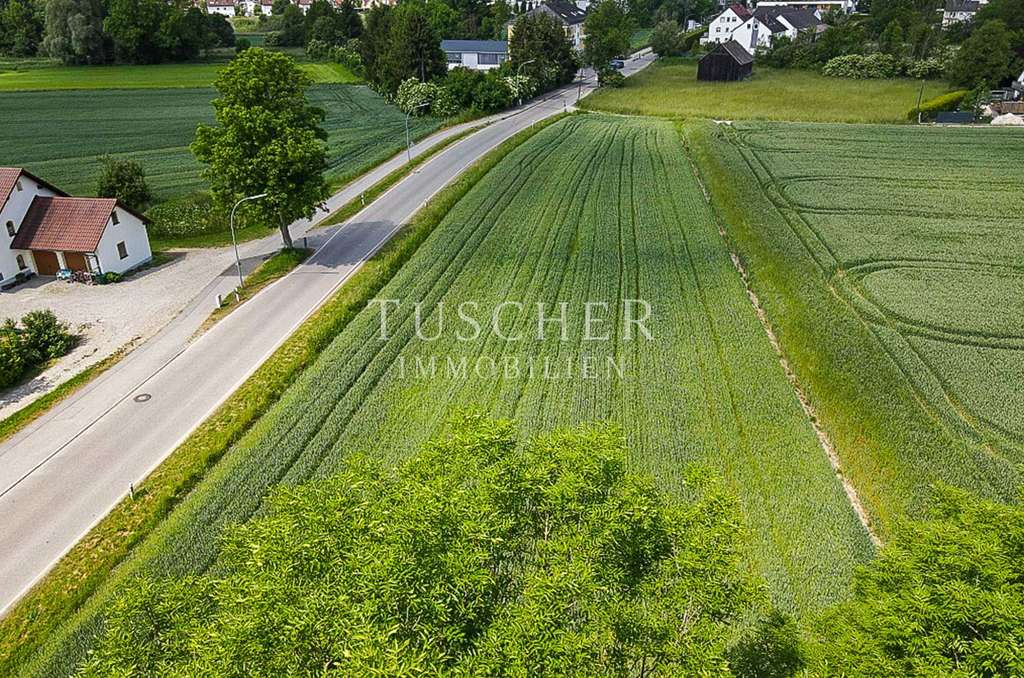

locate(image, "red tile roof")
[[0, 168, 21, 208], [11, 196, 117, 253], [728, 3, 752, 19]]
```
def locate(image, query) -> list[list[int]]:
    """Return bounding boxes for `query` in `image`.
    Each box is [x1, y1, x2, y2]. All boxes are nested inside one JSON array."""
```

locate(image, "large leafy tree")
[[947, 19, 1018, 88], [509, 12, 577, 91], [583, 0, 634, 69], [103, 0, 166, 63], [41, 0, 104, 64], [79, 416, 759, 675], [808, 486, 1024, 676], [191, 49, 329, 249], [383, 0, 445, 91], [359, 3, 393, 88]]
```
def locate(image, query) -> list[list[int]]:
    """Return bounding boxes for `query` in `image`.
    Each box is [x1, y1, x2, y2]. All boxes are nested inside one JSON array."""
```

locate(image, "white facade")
[[705, 6, 752, 46], [0, 174, 55, 286], [206, 1, 236, 15], [754, 0, 854, 14], [93, 207, 152, 276], [446, 53, 506, 70]]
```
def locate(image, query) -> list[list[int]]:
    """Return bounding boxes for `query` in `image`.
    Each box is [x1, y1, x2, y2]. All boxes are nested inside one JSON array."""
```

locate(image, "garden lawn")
[[580, 58, 948, 123], [687, 120, 1024, 536], [0, 59, 358, 91], [0, 84, 440, 201]]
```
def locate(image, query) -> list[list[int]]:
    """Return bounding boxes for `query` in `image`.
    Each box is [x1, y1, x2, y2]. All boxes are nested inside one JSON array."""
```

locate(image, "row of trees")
[[0, 0, 235, 62]]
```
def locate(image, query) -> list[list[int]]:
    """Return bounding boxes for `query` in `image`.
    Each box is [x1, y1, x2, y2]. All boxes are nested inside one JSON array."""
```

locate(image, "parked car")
[[610, 59, 625, 70]]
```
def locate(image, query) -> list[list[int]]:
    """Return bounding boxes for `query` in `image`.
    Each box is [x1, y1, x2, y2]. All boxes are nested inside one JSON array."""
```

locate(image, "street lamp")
[[229, 192, 267, 288], [516, 59, 536, 107], [405, 102, 430, 166]]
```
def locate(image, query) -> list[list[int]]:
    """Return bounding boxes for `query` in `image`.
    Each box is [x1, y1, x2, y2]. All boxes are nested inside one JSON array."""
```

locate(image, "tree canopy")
[[79, 415, 759, 676], [509, 12, 578, 91], [191, 48, 329, 248], [584, 0, 634, 69]]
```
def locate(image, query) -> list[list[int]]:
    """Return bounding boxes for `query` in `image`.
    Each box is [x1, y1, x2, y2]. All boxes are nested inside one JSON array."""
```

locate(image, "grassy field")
[[0, 58, 356, 91], [0, 84, 440, 202], [581, 58, 948, 123], [687, 121, 1024, 536]]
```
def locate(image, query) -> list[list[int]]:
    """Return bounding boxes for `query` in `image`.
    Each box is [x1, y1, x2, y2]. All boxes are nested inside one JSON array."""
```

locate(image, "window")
[[16, 255, 26, 270], [478, 52, 504, 65], [111, 211, 120, 226], [117, 241, 128, 259], [14, 179, 22, 192], [5, 221, 13, 237], [446, 51, 462, 63]]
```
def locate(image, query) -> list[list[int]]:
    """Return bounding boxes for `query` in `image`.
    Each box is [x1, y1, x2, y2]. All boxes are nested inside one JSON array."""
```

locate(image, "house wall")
[[706, 9, 745, 45], [93, 207, 152, 275], [206, 3, 235, 15], [0, 175, 57, 284], [755, 0, 854, 13]]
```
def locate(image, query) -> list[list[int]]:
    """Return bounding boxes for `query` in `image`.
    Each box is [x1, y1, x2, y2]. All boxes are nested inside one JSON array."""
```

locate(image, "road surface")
[[0, 55, 655, 616]]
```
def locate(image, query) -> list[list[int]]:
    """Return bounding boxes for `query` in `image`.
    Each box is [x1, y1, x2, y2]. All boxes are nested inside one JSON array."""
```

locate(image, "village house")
[[511, 0, 587, 50], [754, 0, 855, 14], [442, 40, 509, 71], [704, 3, 753, 47], [940, 0, 987, 26], [206, 0, 236, 16], [732, 6, 825, 52], [0, 168, 152, 286]]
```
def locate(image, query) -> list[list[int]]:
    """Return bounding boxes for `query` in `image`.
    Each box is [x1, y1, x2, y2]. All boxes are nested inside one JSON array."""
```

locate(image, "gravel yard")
[[0, 247, 238, 419]]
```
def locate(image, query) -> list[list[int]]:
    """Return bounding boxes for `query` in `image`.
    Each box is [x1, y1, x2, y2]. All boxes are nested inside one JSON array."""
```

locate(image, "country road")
[[0, 54, 655, 617]]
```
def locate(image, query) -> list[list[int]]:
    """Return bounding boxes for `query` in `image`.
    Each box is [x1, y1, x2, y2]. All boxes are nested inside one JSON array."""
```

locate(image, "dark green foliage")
[[191, 49, 329, 247], [0, 0, 43, 57], [809, 487, 1024, 676], [0, 310, 76, 388], [878, 19, 904, 56], [651, 19, 683, 56], [276, 3, 306, 46], [235, 36, 251, 53], [205, 13, 235, 47], [382, 1, 446, 92], [727, 612, 805, 678], [79, 416, 759, 675], [597, 65, 625, 87], [508, 12, 577, 91], [95, 155, 151, 210], [271, 0, 288, 14], [358, 4, 392, 87], [470, 70, 512, 111], [653, 0, 715, 27], [479, 0, 511, 41], [445, 65, 485, 108], [583, 0, 634, 68], [947, 20, 1019, 88]]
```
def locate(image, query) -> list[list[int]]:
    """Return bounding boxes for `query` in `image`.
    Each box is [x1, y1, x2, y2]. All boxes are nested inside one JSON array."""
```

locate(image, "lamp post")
[[229, 192, 267, 288], [516, 59, 536, 107], [405, 102, 430, 165]]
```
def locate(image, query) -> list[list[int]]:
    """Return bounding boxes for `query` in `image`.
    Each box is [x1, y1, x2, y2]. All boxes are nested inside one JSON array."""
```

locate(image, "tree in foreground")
[[80, 414, 759, 676], [191, 48, 329, 248], [583, 0, 634, 70], [808, 485, 1024, 677], [95, 156, 151, 211], [947, 20, 1018, 88], [509, 12, 578, 91]]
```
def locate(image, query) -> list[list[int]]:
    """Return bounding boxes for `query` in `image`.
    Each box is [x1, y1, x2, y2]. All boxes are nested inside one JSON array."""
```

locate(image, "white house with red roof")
[[0, 168, 152, 286], [704, 4, 753, 46]]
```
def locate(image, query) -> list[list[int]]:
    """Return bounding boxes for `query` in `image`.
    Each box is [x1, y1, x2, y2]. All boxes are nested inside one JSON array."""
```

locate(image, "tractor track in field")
[[683, 135, 882, 548]]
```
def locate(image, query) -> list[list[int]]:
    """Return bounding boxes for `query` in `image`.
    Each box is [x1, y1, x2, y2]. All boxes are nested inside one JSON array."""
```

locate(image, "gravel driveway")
[[0, 247, 240, 419]]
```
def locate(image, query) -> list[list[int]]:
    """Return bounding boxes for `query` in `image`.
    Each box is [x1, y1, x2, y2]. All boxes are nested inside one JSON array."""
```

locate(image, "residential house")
[[512, 0, 587, 50], [941, 0, 987, 26], [0, 168, 152, 285], [442, 40, 508, 70], [754, 0, 855, 15], [698, 40, 754, 81], [730, 6, 825, 53], [206, 0, 236, 15], [704, 4, 753, 46], [357, 0, 397, 8]]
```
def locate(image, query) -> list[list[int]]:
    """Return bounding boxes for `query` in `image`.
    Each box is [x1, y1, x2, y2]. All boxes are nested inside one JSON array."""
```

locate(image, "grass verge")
[[198, 247, 311, 332], [1, 112, 568, 678]]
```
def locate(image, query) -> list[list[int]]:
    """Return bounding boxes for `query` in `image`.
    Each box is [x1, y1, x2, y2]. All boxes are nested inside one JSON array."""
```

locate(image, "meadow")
[[581, 58, 948, 123], [687, 121, 1024, 535], [18, 114, 873, 676], [0, 85, 440, 201], [0, 56, 356, 91]]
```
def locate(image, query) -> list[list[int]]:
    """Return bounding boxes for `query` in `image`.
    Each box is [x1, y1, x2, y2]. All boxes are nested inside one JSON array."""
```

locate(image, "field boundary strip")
[[681, 125, 881, 547], [0, 114, 570, 678]]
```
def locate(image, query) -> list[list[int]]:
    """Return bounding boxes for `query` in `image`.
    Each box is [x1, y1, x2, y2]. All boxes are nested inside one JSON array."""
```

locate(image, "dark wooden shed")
[[697, 41, 753, 82]]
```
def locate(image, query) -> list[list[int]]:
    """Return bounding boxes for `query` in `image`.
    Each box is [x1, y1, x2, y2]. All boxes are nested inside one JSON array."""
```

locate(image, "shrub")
[[330, 44, 362, 73], [597, 66, 625, 87], [651, 19, 683, 56], [145, 192, 229, 240], [19, 310, 74, 364], [445, 66, 485, 108], [304, 38, 331, 60], [907, 89, 970, 120], [104, 272, 123, 284], [822, 53, 904, 79], [95, 156, 151, 211], [503, 73, 536, 101], [471, 72, 512, 112], [80, 416, 759, 675], [0, 324, 24, 389], [235, 37, 251, 53]]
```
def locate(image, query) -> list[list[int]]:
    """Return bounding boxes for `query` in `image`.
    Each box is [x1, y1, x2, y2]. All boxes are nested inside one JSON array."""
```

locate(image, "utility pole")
[[229, 192, 268, 288]]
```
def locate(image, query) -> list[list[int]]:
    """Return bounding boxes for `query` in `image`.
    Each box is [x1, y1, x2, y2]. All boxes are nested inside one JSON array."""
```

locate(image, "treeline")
[[0, 0, 235, 62], [80, 416, 1024, 676], [761, 0, 1022, 89]]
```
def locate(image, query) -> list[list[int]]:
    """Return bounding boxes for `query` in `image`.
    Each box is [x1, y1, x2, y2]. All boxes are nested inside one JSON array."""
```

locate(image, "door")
[[63, 252, 88, 272], [33, 251, 59, 275]]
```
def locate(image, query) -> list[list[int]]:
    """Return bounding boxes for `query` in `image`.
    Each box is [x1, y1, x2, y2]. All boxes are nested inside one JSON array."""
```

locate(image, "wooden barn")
[[697, 41, 753, 82]]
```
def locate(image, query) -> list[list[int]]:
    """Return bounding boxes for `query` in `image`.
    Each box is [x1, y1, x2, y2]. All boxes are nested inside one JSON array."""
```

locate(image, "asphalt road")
[[0, 55, 655, 617]]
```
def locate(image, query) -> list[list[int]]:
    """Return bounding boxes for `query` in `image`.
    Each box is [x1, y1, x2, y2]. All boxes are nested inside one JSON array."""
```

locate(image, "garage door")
[[33, 251, 59, 276], [64, 252, 88, 272]]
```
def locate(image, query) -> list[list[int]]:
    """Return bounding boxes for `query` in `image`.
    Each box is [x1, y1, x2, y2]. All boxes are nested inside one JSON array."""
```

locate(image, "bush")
[[80, 416, 759, 675], [0, 324, 24, 389], [95, 156, 151, 211], [304, 38, 331, 60], [471, 71, 513, 112], [145, 192, 229, 240], [235, 37, 251, 53], [0, 310, 75, 388], [445, 66, 485, 108], [651, 19, 683, 56], [822, 53, 904, 79], [394, 78, 458, 117], [597, 66, 625, 87], [503, 73, 536, 101], [103, 272, 123, 284], [907, 89, 970, 120]]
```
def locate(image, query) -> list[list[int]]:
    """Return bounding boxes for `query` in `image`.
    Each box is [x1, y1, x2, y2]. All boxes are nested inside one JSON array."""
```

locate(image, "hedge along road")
[[0, 54, 656, 617]]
